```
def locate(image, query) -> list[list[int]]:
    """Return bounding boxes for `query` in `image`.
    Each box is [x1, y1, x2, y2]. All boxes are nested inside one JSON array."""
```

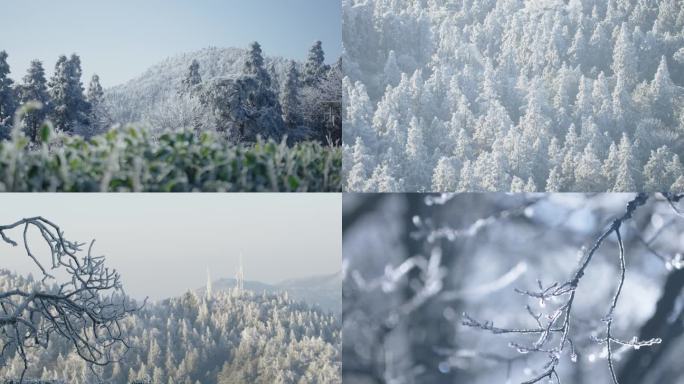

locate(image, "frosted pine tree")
[[87, 74, 104, 103], [602, 141, 620, 186], [643, 147, 677, 191], [404, 117, 429, 189], [342, 79, 374, 145], [574, 76, 593, 123], [457, 160, 474, 192], [367, 161, 402, 192], [280, 60, 300, 129], [453, 127, 473, 162], [220, 41, 284, 140], [180, 59, 202, 95], [574, 143, 605, 191], [569, 25, 587, 69], [432, 156, 458, 191], [347, 137, 370, 192], [84, 74, 110, 138], [546, 166, 563, 192], [244, 41, 271, 88], [547, 137, 563, 171], [18, 60, 50, 142], [618, 133, 639, 186], [510, 176, 526, 192], [654, 0, 680, 34], [383, 50, 401, 87], [303, 41, 327, 86], [612, 23, 638, 90], [48, 55, 70, 132], [48, 54, 90, 133], [651, 56, 675, 124], [613, 155, 637, 192], [0, 51, 16, 137]]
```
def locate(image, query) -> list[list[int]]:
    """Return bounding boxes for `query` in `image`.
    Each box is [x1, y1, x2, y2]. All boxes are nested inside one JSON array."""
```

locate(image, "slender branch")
[[463, 194, 655, 384], [0, 217, 143, 383]]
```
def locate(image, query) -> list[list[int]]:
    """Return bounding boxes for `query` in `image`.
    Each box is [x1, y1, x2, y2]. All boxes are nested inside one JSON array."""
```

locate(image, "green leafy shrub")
[[0, 124, 341, 192]]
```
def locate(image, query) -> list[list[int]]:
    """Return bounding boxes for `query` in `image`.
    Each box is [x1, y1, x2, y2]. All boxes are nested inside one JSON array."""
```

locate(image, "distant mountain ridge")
[[104, 46, 296, 125], [197, 272, 341, 314]]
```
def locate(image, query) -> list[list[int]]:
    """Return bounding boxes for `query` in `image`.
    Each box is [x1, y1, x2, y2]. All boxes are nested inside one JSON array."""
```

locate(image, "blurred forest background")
[[343, 193, 684, 384]]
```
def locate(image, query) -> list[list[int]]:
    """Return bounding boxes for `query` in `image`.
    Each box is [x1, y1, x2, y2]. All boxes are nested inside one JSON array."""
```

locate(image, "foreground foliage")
[[0, 126, 341, 192]]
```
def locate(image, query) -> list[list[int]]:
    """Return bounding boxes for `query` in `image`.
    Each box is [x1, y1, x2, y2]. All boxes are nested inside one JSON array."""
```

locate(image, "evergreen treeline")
[[0, 270, 341, 384], [174, 41, 341, 144], [343, 0, 684, 192], [0, 52, 108, 141], [0, 41, 341, 146]]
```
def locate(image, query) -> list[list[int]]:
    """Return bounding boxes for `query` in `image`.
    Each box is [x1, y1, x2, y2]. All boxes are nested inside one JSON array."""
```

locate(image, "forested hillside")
[[105, 45, 342, 144], [0, 270, 341, 384], [343, 0, 684, 192], [1, 41, 340, 145]]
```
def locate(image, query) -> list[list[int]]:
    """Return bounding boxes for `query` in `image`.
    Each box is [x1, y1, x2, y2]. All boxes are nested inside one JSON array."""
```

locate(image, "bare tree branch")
[[463, 194, 656, 384], [0, 217, 142, 383]]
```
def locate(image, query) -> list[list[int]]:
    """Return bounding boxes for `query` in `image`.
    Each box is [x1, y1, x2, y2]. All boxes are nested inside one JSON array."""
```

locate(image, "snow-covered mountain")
[[0, 269, 341, 383], [104, 46, 295, 125]]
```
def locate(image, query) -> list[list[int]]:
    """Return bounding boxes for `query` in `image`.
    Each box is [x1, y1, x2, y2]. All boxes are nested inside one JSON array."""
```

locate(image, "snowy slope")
[[104, 46, 295, 124]]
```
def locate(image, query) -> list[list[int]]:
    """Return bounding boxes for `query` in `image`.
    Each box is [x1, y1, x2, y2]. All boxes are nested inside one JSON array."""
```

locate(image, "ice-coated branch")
[[411, 197, 541, 244], [663, 192, 684, 218], [350, 247, 446, 317], [463, 194, 658, 384], [0, 217, 141, 383], [344, 245, 447, 383]]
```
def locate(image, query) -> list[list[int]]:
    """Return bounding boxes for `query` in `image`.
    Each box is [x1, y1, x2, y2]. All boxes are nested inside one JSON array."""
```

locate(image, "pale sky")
[[0, 194, 341, 301], [1, 0, 342, 87]]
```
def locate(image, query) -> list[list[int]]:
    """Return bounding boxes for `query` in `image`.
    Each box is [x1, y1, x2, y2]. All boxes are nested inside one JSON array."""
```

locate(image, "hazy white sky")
[[1, 0, 342, 87], [0, 194, 340, 301]]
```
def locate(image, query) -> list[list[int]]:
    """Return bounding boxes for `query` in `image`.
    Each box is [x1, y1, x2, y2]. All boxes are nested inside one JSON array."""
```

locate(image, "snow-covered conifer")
[[18, 60, 49, 142], [0, 51, 16, 136], [303, 41, 327, 86]]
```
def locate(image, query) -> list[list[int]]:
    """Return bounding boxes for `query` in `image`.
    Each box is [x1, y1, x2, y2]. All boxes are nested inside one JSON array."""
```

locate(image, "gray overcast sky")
[[0, 194, 340, 301], [1, 0, 342, 87]]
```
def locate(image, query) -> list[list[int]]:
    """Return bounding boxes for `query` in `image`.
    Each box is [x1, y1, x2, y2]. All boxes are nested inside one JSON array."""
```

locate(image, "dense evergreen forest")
[[0, 270, 341, 384], [343, 0, 684, 192]]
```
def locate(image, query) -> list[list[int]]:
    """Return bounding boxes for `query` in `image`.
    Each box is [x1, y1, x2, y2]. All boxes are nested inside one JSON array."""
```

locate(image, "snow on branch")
[[462, 194, 658, 384], [0, 217, 141, 383], [351, 247, 446, 317]]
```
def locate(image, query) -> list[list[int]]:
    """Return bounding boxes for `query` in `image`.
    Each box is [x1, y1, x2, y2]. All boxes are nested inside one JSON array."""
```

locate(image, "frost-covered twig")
[[424, 193, 457, 206], [663, 193, 684, 215], [441, 262, 527, 301], [463, 194, 658, 384], [412, 197, 540, 243], [350, 247, 446, 317], [0, 217, 141, 383]]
